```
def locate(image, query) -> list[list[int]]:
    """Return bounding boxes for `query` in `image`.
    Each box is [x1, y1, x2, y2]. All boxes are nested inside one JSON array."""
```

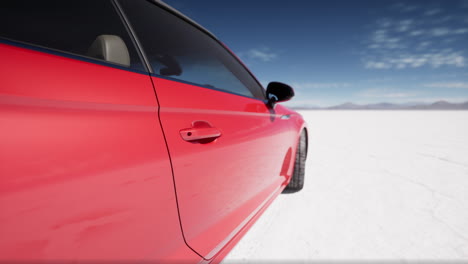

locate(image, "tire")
[[282, 130, 307, 193]]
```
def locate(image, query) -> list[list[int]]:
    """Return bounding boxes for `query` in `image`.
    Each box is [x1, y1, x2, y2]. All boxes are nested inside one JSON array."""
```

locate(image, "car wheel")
[[283, 130, 307, 193]]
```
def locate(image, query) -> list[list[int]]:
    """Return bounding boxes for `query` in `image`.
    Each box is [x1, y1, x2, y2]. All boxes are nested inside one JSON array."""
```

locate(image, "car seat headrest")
[[87, 35, 130, 67]]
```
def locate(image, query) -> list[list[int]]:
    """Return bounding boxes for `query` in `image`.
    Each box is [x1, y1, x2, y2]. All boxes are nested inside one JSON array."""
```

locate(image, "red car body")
[[0, 1, 307, 263]]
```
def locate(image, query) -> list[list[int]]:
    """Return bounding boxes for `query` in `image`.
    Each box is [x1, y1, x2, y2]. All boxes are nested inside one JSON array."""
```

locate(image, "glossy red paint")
[[0, 44, 201, 263], [152, 76, 301, 259], [202, 185, 285, 264]]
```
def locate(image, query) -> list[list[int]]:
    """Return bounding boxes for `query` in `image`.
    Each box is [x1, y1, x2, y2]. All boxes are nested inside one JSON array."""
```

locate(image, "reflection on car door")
[[154, 76, 295, 259]]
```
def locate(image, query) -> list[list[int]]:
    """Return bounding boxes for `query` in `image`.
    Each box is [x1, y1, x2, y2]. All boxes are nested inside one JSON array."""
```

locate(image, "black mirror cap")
[[266, 82, 295, 106]]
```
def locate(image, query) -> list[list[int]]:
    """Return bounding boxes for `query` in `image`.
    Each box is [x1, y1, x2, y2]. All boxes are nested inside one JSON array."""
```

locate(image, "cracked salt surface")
[[224, 110, 468, 263]]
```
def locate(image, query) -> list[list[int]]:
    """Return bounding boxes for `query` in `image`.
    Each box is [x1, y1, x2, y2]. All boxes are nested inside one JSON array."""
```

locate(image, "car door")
[[0, 1, 199, 262], [119, 0, 297, 259]]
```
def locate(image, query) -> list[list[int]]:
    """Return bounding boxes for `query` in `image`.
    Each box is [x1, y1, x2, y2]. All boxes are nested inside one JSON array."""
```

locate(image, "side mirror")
[[266, 82, 295, 107]]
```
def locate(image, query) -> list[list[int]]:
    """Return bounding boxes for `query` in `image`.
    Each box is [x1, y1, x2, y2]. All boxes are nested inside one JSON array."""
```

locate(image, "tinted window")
[[118, 0, 265, 99], [0, 0, 144, 71]]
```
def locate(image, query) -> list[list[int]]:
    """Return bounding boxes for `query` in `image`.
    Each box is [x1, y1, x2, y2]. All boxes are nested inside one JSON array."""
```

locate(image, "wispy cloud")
[[454, 28, 468, 34], [431, 27, 451, 36], [358, 88, 416, 98], [397, 19, 414, 32], [369, 29, 405, 49], [291, 82, 351, 90], [424, 82, 468, 89], [392, 3, 419, 13], [409, 30, 424, 36], [241, 48, 278, 62], [432, 15, 454, 24], [365, 51, 466, 69], [364, 61, 391, 69], [363, 3, 468, 70], [425, 8, 442, 16]]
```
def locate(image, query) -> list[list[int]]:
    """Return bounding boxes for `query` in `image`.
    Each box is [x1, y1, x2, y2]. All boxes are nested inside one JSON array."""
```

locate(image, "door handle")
[[180, 121, 221, 142]]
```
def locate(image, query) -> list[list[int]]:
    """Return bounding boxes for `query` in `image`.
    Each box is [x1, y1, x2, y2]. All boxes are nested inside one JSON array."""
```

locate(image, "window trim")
[[0, 37, 148, 75], [149, 72, 267, 102], [112, 0, 153, 74]]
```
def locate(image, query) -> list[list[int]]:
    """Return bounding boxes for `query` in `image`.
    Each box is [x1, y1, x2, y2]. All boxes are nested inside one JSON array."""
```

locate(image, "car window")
[[118, 0, 265, 99], [0, 0, 145, 71]]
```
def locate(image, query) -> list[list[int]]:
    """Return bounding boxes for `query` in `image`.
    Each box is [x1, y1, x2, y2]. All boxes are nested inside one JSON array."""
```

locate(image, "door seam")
[[147, 75, 206, 260]]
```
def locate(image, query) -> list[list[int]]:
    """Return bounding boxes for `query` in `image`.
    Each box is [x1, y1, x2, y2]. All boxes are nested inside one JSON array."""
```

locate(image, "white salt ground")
[[224, 110, 468, 263]]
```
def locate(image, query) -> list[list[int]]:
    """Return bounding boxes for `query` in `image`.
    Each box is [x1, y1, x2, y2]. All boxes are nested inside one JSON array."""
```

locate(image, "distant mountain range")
[[293, 101, 468, 110]]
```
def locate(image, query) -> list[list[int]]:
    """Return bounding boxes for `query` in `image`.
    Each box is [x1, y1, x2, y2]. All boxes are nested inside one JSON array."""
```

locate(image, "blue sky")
[[163, 0, 468, 107]]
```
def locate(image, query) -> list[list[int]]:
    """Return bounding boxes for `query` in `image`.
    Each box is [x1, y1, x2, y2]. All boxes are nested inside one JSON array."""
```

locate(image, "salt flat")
[[224, 110, 468, 263]]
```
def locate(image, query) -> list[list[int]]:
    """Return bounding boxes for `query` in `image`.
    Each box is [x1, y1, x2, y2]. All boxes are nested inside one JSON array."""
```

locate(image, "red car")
[[0, 0, 307, 263]]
